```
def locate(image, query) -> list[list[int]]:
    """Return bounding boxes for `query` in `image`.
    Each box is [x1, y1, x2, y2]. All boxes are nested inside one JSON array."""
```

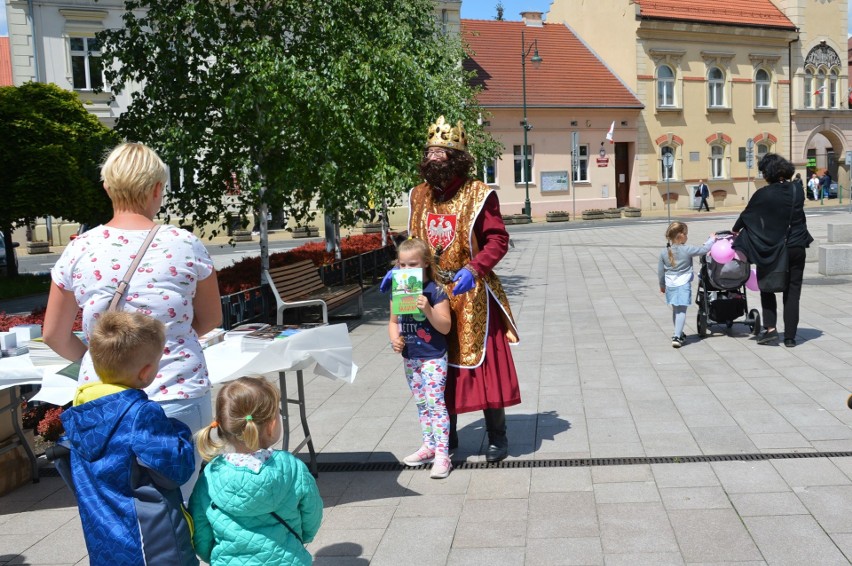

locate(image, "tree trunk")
[[1, 222, 19, 278]]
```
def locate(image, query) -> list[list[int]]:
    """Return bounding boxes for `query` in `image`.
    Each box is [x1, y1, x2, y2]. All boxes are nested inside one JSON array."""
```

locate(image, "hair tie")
[[244, 415, 253, 422], [210, 420, 219, 428], [666, 242, 671, 247]]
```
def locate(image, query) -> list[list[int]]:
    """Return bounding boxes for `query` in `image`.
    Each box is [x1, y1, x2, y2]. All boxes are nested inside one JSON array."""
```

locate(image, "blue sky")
[[461, 0, 552, 21], [1, 8, 6, 36]]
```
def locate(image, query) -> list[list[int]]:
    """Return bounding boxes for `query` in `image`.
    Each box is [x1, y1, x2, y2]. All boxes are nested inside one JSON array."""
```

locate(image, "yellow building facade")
[[546, 0, 852, 211]]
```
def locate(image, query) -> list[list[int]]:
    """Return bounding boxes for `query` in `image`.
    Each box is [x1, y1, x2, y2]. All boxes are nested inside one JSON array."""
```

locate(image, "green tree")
[[100, 0, 500, 241], [0, 82, 119, 277]]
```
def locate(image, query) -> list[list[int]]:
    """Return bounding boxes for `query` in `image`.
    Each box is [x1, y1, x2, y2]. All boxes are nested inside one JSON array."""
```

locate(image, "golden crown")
[[426, 116, 467, 152]]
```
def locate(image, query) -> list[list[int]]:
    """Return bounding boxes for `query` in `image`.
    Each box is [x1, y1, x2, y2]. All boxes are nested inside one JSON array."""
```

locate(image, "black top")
[[732, 181, 813, 269]]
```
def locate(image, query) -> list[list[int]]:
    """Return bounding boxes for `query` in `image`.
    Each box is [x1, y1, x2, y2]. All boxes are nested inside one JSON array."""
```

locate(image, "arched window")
[[710, 145, 725, 179], [804, 68, 814, 108], [708, 67, 725, 107], [830, 70, 838, 108], [755, 69, 770, 108], [756, 143, 769, 177], [816, 70, 826, 108], [661, 146, 675, 180], [657, 65, 675, 108]]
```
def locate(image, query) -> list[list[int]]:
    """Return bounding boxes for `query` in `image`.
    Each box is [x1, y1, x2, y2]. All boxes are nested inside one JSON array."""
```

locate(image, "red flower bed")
[[217, 233, 396, 295], [0, 307, 83, 332]]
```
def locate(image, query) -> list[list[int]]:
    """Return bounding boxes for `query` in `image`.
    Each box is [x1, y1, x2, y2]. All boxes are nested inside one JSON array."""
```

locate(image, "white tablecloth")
[[205, 323, 358, 384], [0, 323, 357, 406]]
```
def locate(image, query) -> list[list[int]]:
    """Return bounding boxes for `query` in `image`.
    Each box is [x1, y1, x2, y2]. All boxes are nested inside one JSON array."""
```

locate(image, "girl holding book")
[[388, 237, 453, 478], [658, 222, 715, 348]]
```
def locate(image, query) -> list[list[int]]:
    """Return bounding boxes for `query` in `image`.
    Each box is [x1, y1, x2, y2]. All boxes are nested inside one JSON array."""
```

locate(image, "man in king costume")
[[408, 116, 520, 462]]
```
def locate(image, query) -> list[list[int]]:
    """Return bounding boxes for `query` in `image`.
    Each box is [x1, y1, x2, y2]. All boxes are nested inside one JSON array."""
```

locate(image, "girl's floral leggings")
[[403, 356, 450, 457]]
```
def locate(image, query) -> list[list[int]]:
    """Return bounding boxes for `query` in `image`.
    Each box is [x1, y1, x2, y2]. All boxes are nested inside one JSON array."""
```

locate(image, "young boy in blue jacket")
[[59, 311, 198, 566]]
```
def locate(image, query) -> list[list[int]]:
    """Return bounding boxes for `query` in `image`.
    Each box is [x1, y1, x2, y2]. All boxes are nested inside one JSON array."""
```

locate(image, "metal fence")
[[219, 244, 396, 329]]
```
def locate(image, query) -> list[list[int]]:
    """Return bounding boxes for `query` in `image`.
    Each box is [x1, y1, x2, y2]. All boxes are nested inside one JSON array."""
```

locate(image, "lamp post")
[[521, 29, 542, 218]]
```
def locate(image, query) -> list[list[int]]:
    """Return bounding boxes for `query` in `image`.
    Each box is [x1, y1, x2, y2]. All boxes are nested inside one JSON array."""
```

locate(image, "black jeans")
[[699, 197, 709, 211], [760, 246, 806, 341]]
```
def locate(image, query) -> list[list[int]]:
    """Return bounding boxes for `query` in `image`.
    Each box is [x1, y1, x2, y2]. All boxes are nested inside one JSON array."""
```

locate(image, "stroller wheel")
[[697, 311, 708, 338], [748, 309, 761, 335]]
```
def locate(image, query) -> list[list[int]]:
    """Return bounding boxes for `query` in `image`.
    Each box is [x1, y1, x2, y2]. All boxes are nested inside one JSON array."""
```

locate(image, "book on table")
[[240, 324, 325, 352], [390, 267, 423, 316]]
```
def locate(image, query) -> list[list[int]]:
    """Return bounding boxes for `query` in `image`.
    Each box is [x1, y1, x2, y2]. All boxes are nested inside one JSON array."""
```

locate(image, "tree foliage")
[[100, 0, 500, 236], [0, 82, 119, 276]]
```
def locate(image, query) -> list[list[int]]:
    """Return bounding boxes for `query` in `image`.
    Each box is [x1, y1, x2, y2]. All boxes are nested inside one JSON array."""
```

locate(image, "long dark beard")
[[419, 159, 456, 188]]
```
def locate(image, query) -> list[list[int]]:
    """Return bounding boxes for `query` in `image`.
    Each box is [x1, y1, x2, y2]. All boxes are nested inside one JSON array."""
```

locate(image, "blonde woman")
[[44, 142, 221, 497]]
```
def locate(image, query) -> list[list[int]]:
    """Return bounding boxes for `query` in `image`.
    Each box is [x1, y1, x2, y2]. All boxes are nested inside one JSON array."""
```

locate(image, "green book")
[[391, 268, 423, 316]]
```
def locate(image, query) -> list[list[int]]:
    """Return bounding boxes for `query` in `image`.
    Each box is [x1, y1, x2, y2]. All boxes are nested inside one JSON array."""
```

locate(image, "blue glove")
[[379, 268, 396, 293], [452, 268, 476, 295]]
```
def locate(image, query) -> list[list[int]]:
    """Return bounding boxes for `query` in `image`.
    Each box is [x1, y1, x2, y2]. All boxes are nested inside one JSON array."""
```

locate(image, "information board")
[[541, 171, 569, 192]]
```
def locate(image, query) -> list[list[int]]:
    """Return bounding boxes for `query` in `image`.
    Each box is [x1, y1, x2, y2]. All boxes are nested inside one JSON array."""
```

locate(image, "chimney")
[[521, 11, 544, 27]]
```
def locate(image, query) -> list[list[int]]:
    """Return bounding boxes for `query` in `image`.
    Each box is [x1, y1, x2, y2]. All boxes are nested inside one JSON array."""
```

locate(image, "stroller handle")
[[715, 230, 734, 237], [45, 444, 71, 462]]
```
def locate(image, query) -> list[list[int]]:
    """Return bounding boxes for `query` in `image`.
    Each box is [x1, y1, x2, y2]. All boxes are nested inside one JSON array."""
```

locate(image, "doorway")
[[615, 143, 630, 207]]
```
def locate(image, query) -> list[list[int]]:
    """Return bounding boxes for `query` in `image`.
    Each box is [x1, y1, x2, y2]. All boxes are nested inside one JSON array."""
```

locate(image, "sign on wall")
[[541, 171, 569, 192]]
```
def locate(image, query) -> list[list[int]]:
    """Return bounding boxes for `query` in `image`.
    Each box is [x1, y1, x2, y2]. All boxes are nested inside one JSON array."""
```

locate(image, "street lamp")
[[521, 29, 542, 218]]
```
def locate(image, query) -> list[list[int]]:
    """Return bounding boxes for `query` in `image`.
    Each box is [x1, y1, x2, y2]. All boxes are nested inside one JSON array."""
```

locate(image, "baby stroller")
[[695, 231, 761, 337]]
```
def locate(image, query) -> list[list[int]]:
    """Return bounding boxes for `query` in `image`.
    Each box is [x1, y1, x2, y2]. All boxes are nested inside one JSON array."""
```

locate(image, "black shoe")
[[784, 339, 796, 348], [757, 329, 779, 345], [486, 439, 508, 463]]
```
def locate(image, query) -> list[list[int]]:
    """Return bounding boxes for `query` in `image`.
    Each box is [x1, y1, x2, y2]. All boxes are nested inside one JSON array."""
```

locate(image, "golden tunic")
[[408, 180, 519, 368]]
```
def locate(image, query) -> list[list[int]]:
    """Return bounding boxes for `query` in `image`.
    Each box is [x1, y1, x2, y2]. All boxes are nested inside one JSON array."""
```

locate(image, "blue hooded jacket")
[[60, 388, 198, 566]]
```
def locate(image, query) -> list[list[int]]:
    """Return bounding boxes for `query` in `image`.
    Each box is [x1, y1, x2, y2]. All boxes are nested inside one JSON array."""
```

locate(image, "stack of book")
[[240, 324, 324, 353], [198, 328, 227, 349], [225, 322, 270, 341]]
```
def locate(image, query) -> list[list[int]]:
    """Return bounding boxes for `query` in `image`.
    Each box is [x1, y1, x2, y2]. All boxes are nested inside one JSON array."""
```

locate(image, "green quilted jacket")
[[188, 450, 323, 565]]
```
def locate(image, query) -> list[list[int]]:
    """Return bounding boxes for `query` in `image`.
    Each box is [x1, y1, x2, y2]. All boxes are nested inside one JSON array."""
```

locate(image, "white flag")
[[605, 121, 615, 143]]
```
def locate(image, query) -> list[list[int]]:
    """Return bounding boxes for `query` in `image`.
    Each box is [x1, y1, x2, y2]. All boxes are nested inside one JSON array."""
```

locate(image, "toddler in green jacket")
[[188, 377, 323, 565]]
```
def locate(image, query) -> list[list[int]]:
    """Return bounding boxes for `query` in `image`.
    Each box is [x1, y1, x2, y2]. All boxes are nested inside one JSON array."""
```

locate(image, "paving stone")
[[452, 518, 527, 549], [729, 491, 809, 516], [597, 502, 679, 554], [771, 458, 851, 487], [667, 508, 762, 562], [601, 552, 685, 565], [711, 461, 790, 493], [465, 469, 530, 500], [369, 517, 456, 565], [591, 464, 652, 483], [530, 467, 592, 493], [445, 547, 525, 566], [794, 485, 852, 533], [524, 537, 604, 565], [593, 481, 660, 504], [527, 492, 599, 538], [651, 463, 720, 488], [660, 486, 732, 510], [744, 515, 850, 565]]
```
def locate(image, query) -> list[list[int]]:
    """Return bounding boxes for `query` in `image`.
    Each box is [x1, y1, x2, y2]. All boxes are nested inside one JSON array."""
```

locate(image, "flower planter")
[[233, 229, 253, 242], [26, 241, 50, 254], [502, 214, 531, 225], [292, 226, 319, 239], [581, 211, 605, 220], [622, 208, 642, 218], [545, 212, 571, 222], [604, 209, 622, 219]]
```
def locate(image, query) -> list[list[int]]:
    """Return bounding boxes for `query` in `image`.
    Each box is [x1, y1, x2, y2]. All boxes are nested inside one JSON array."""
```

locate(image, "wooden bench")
[[264, 260, 363, 324]]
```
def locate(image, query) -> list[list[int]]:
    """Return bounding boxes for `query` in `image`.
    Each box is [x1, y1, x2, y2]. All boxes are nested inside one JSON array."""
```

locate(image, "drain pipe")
[[27, 0, 40, 82], [788, 33, 798, 163]]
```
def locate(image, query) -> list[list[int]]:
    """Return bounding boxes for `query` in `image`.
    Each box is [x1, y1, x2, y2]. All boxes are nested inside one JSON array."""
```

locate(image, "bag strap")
[[210, 502, 304, 545], [108, 225, 161, 312]]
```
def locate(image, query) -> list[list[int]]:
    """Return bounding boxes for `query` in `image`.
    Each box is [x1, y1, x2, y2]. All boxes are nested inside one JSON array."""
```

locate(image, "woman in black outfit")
[[732, 154, 813, 347]]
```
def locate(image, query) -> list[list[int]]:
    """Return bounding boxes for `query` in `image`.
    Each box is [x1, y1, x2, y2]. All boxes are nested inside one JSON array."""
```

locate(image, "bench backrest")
[[267, 260, 326, 301]]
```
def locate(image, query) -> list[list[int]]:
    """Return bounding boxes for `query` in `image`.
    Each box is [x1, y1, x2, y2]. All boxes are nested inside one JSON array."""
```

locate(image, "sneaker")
[[430, 456, 452, 479], [671, 336, 682, 348], [757, 329, 779, 345], [402, 446, 435, 467]]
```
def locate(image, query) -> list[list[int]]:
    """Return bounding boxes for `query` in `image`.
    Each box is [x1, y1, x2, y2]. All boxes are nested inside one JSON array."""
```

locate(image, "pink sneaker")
[[430, 456, 452, 479], [403, 446, 435, 467]]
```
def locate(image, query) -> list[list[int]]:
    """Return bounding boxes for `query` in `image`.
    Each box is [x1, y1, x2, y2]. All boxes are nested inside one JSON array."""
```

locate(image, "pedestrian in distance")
[[793, 173, 804, 200], [388, 237, 453, 478], [820, 169, 832, 199], [60, 311, 198, 566], [189, 377, 323, 566], [658, 222, 715, 348], [807, 173, 820, 200], [696, 180, 710, 212]]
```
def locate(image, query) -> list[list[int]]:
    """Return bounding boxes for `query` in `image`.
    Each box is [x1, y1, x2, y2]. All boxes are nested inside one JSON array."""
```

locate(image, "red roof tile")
[[0, 38, 13, 87], [462, 20, 642, 109], [636, 0, 795, 29]]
